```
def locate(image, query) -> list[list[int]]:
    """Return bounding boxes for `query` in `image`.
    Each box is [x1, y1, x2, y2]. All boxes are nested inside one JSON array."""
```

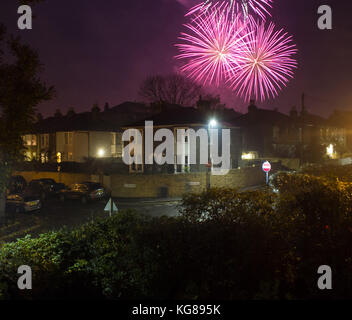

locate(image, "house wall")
[[56, 132, 73, 161], [73, 132, 89, 162], [55, 131, 115, 162], [88, 131, 113, 159]]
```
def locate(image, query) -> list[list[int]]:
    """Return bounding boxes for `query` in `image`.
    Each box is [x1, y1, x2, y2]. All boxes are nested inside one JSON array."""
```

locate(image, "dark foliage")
[[1, 175, 352, 300]]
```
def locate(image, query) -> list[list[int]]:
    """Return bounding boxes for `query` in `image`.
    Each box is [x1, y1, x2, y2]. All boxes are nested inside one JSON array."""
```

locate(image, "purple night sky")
[[0, 0, 351, 117]]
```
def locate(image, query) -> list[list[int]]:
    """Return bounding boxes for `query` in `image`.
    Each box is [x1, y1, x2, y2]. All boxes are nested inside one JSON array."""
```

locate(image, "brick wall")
[[210, 166, 265, 189], [16, 165, 272, 198], [15, 171, 91, 186], [110, 166, 269, 198], [110, 172, 206, 198]]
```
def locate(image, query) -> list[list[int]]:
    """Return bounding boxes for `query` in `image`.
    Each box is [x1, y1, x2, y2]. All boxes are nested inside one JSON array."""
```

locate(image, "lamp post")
[[207, 119, 217, 190]]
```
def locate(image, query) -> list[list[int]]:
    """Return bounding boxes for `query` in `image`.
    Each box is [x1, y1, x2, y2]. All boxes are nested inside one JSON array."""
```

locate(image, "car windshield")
[[23, 195, 39, 202], [29, 181, 41, 186], [81, 182, 102, 190], [41, 179, 55, 184]]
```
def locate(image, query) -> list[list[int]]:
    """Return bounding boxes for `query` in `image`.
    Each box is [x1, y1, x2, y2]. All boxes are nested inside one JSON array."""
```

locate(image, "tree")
[[139, 74, 202, 106], [91, 103, 100, 113], [36, 112, 43, 122], [0, 26, 54, 221], [66, 107, 76, 117], [54, 108, 63, 118]]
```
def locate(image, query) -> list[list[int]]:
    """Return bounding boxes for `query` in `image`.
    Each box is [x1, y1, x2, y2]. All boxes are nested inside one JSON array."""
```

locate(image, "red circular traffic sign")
[[262, 161, 271, 173]]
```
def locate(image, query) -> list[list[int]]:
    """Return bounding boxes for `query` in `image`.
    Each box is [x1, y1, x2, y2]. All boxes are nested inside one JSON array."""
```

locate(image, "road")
[[0, 197, 181, 243], [0, 184, 267, 243]]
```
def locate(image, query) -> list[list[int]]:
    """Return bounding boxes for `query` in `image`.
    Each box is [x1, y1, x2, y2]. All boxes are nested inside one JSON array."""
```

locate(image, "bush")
[[0, 210, 150, 299], [1, 179, 352, 300], [272, 172, 352, 298], [301, 164, 352, 182], [179, 188, 276, 222]]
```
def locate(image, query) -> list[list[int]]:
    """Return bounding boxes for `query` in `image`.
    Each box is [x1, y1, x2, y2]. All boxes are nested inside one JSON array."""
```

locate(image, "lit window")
[[241, 152, 257, 160], [326, 144, 335, 159]]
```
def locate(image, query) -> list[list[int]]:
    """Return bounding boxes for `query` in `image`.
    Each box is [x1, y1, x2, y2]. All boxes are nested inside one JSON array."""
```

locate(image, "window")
[[40, 134, 49, 147], [23, 134, 37, 146], [111, 132, 116, 145], [24, 135, 31, 146], [129, 148, 144, 173], [111, 132, 123, 157], [31, 135, 37, 146], [64, 132, 73, 145]]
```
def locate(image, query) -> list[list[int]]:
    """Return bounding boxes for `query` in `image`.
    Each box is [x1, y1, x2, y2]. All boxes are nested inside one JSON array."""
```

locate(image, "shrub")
[[1, 180, 352, 300]]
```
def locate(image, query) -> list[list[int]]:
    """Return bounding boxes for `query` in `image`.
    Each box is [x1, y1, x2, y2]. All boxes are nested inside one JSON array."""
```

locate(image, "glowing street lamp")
[[209, 119, 217, 128], [97, 148, 105, 157]]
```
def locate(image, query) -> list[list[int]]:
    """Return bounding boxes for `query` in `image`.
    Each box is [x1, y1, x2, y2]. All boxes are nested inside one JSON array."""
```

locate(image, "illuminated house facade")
[[22, 102, 151, 163], [232, 101, 347, 164], [22, 101, 348, 168], [123, 104, 242, 174]]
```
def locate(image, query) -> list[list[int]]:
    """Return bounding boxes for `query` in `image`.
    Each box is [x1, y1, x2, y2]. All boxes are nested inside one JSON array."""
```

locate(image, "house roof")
[[125, 105, 240, 128], [231, 106, 290, 127], [34, 113, 118, 133], [300, 112, 329, 126], [230, 104, 332, 128], [31, 102, 151, 134]]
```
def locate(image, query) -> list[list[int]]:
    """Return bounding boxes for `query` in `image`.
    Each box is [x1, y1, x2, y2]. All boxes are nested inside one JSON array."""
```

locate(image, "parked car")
[[27, 179, 66, 200], [59, 182, 106, 204], [27, 180, 49, 201], [7, 175, 27, 194], [6, 193, 42, 213], [35, 178, 66, 194]]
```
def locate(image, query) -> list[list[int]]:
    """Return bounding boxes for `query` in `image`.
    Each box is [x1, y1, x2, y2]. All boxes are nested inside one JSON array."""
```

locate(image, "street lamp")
[[209, 119, 217, 129], [207, 119, 217, 190], [97, 148, 105, 157]]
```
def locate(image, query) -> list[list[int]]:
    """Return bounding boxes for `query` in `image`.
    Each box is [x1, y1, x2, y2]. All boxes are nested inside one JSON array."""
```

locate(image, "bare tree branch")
[[139, 74, 202, 106]]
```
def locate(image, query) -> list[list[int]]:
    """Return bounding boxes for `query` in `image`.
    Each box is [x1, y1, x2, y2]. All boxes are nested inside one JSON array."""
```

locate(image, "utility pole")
[[300, 93, 305, 165]]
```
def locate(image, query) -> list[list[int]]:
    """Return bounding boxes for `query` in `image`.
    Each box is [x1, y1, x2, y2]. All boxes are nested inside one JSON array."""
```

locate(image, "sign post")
[[104, 198, 118, 217], [262, 161, 271, 185]]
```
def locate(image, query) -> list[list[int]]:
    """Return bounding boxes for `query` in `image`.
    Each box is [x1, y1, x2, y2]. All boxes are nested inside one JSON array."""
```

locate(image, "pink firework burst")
[[229, 21, 298, 102], [187, 0, 273, 21], [176, 2, 251, 86]]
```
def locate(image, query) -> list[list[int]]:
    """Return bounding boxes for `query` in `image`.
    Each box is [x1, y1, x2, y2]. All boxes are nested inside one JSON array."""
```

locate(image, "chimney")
[[248, 99, 257, 113]]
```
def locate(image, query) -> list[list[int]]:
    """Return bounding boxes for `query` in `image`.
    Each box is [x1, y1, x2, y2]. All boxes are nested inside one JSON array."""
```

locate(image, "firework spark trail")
[[229, 22, 298, 102], [186, 0, 273, 20], [176, 3, 251, 86]]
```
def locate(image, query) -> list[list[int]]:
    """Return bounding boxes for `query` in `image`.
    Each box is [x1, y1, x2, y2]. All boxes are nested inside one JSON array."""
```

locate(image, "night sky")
[[0, 0, 351, 117]]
